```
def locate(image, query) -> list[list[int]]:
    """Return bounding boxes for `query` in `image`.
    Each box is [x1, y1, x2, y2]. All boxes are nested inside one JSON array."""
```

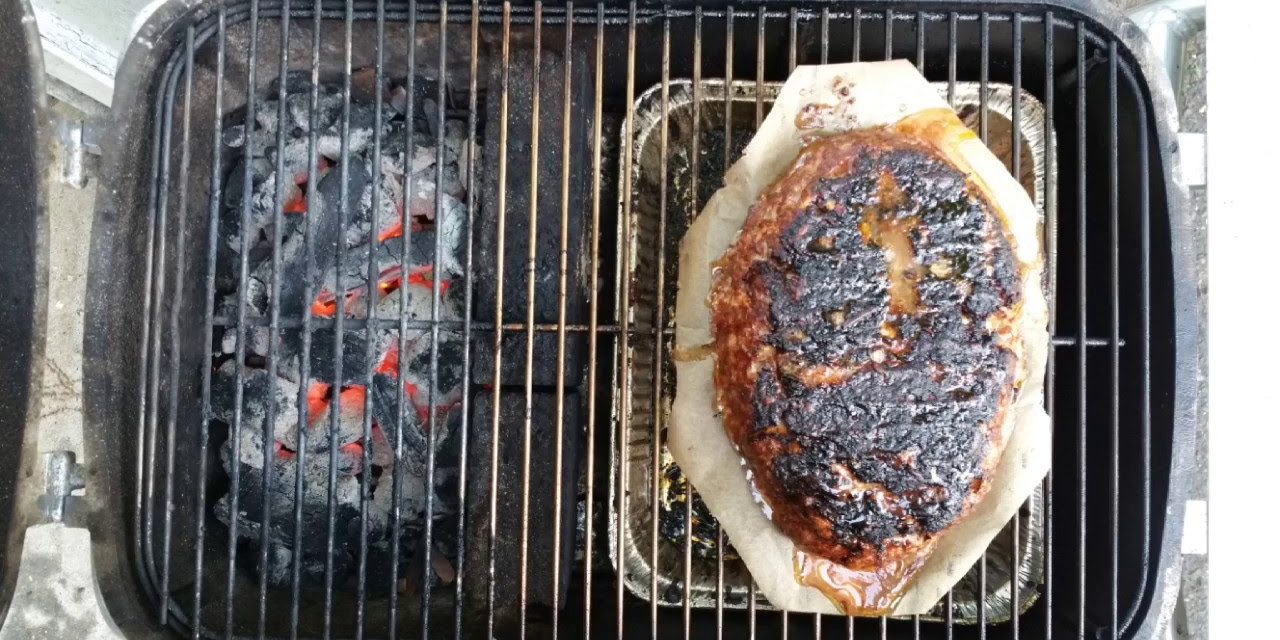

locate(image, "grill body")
[[0, 0, 49, 614], [81, 1, 1198, 639]]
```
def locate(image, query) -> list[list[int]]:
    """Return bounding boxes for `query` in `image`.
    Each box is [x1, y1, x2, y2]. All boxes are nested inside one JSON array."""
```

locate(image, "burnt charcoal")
[[419, 98, 440, 136], [211, 366, 301, 444], [222, 156, 272, 214], [317, 126, 375, 158], [267, 70, 316, 97], [349, 102, 380, 133], [379, 124, 437, 177], [217, 326, 272, 359], [212, 73, 476, 597], [474, 45, 592, 334], [463, 391, 581, 626], [290, 384, 366, 453], [255, 99, 282, 137], [315, 155, 371, 229], [217, 426, 363, 543], [471, 332, 586, 388], [303, 328, 378, 386], [223, 123, 246, 148], [402, 333, 467, 395], [367, 374, 434, 471], [273, 154, 368, 318], [285, 91, 344, 133]]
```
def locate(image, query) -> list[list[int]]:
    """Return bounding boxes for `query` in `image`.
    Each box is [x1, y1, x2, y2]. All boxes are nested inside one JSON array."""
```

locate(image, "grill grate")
[[129, 2, 1178, 639]]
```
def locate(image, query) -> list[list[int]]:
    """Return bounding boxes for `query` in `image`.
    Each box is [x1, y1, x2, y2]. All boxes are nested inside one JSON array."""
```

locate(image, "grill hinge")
[[56, 117, 103, 189], [39, 451, 85, 523]]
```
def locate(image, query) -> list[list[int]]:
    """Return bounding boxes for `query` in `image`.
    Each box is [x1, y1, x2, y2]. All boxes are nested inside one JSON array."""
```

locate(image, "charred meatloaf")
[[710, 123, 1025, 613]]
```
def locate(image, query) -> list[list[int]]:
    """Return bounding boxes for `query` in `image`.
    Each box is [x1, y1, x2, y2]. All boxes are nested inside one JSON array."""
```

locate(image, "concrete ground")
[[19, 8, 1208, 640]]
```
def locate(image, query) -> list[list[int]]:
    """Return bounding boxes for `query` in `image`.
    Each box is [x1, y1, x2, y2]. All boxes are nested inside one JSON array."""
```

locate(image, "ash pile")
[[209, 71, 474, 592]]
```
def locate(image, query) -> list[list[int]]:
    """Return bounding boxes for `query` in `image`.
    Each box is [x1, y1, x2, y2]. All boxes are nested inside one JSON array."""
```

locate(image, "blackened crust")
[[711, 128, 1021, 569]]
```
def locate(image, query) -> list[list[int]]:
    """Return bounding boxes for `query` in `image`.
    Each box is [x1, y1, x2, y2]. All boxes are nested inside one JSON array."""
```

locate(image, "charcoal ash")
[[210, 71, 475, 593], [210, 365, 300, 440]]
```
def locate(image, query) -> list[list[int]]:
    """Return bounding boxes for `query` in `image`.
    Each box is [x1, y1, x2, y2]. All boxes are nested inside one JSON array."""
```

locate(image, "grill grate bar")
[[225, 1, 262, 632], [912, 16, 923, 640], [1043, 11, 1058, 640], [144, 15, 182, 630], [977, 11, 990, 639], [201, 314, 1129, 348], [454, 2, 482, 638], [421, 1, 451, 637], [945, 11, 956, 639], [615, 2, 637, 639], [1111, 58, 1156, 640], [289, 1, 323, 636], [389, 1, 416, 634], [159, 23, 195, 625], [355, 1, 386, 635], [1076, 19, 1089, 640], [884, 8, 893, 60], [487, 3, 512, 638], [852, 8, 861, 62], [581, 3, 605, 639], [1132, 57, 1154, 639], [518, 4, 544, 638], [687, 10, 704, 636], [717, 7, 733, 638], [1109, 39, 1121, 640], [751, 7, 766, 639], [1011, 11, 1024, 640], [551, 4, 574, 638], [331, 4, 356, 636], [258, 3, 293, 635], [191, 8, 226, 638], [648, 5, 667, 631]]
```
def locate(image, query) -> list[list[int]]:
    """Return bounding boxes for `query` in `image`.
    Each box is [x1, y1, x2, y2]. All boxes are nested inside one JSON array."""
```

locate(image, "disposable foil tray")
[[610, 77, 1055, 623]]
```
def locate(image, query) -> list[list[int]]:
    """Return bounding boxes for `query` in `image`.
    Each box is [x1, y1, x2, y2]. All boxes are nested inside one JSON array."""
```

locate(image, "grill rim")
[[77, 1, 1199, 639]]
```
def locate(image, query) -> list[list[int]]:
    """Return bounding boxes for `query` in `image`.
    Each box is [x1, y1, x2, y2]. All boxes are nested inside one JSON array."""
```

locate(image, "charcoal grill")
[[81, 1, 1197, 639]]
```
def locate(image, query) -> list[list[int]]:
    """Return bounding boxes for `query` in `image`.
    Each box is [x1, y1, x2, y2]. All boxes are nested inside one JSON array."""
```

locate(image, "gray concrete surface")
[[38, 100, 93, 459], [1175, 27, 1208, 640], [0, 525, 123, 640]]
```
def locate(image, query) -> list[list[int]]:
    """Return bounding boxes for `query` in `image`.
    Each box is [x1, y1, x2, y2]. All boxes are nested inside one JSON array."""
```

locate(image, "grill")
[[86, 1, 1195, 639]]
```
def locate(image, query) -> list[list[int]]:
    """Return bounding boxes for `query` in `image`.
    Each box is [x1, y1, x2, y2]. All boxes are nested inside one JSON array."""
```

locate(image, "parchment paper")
[[668, 60, 1052, 616]]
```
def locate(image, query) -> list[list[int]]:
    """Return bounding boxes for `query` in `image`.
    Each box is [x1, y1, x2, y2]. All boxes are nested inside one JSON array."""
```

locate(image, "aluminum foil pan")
[[610, 78, 1055, 623]]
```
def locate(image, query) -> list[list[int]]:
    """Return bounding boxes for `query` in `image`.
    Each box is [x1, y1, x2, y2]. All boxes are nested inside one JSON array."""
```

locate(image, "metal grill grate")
[[127, 2, 1184, 639]]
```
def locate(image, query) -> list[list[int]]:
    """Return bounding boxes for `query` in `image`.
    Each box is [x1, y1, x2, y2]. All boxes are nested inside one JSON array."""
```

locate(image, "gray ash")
[[210, 71, 476, 592]]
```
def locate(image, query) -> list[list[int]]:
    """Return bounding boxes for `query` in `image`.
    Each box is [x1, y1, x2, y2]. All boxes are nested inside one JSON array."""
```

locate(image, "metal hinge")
[[56, 117, 103, 188], [39, 451, 85, 523]]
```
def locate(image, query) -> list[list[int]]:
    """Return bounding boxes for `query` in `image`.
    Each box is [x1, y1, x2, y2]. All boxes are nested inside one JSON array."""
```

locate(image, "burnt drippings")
[[746, 142, 1021, 551], [657, 457, 740, 561]]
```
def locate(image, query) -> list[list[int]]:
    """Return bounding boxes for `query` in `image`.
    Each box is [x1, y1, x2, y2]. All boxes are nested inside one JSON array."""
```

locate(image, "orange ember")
[[283, 157, 331, 215], [310, 265, 446, 319]]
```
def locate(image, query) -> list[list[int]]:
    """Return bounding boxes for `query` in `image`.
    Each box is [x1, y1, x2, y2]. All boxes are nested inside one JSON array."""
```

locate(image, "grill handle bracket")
[[39, 450, 85, 524]]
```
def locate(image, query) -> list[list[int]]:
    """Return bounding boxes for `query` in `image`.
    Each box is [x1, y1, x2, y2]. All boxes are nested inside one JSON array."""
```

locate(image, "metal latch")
[[56, 118, 103, 188], [39, 451, 85, 523]]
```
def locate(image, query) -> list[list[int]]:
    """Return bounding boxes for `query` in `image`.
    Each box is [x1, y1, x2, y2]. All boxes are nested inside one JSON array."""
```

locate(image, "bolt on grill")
[[129, 2, 1183, 639]]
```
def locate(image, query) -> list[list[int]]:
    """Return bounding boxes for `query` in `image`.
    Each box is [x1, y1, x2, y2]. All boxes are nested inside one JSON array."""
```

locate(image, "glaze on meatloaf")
[[709, 124, 1024, 613]]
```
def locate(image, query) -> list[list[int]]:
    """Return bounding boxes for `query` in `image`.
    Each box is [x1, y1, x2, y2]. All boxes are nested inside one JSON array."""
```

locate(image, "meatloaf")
[[709, 117, 1026, 614]]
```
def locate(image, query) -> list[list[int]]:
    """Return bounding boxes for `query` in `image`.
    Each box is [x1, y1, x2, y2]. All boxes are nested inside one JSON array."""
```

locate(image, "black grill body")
[[0, 0, 49, 613], [81, 1, 1197, 639]]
